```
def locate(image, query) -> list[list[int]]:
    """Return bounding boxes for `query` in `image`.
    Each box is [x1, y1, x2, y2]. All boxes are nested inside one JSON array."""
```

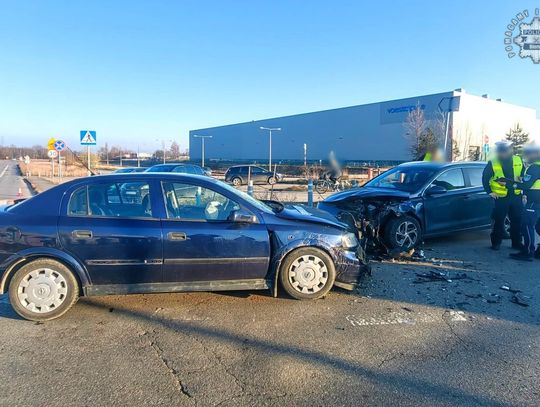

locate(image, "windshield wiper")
[[261, 199, 285, 213]]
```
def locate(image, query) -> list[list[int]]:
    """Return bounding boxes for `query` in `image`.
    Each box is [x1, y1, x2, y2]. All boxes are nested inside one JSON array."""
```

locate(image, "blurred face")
[[496, 148, 513, 160], [524, 151, 540, 163]]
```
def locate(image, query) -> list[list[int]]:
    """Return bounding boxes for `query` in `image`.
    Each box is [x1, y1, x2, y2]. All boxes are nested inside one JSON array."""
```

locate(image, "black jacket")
[[514, 164, 540, 204]]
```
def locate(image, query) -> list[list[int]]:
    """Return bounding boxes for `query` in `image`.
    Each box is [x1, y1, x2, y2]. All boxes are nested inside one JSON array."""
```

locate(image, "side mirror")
[[230, 209, 257, 223], [425, 184, 447, 196]]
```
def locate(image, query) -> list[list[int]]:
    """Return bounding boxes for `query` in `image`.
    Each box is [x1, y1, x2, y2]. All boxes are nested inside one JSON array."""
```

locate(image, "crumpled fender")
[[268, 229, 357, 297]]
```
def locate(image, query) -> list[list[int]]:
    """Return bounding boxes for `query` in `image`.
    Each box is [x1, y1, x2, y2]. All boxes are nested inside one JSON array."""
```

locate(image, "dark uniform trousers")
[[491, 194, 522, 246]]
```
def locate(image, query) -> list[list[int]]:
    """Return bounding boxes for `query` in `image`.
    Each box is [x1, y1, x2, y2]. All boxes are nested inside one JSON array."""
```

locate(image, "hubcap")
[[395, 221, 418, 248], [288, 255, 328, 294], [17, 268, 68, 313]]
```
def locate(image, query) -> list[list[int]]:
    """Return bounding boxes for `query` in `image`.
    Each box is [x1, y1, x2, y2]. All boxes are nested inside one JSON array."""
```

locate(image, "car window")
[[68, 182, 152, 218], [162, 182, 240, 221], [251, 167, 265, 174], [464, 167, 483, 187], [366, 167, 436, 192], [172, 165, 187, 173], [432, 168, 465, 190]]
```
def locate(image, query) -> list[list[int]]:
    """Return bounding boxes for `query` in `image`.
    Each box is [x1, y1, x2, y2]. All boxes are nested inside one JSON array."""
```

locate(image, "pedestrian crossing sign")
[[80, 130, 97, 145]]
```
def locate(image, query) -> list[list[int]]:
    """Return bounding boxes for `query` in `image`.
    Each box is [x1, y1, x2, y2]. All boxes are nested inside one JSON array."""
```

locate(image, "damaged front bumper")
[[334, 246, 371, 291]]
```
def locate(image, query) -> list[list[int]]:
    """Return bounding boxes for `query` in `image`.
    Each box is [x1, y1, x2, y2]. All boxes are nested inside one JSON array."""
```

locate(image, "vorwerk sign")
[[386, 104, 426, 114]]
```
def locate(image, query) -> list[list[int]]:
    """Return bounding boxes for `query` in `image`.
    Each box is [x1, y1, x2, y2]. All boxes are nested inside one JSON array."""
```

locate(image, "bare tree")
[[169, 141, 180, 159], [404, 103, 426, 158]]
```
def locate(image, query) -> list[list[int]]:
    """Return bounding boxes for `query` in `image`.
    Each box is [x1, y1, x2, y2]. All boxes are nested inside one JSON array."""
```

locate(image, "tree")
[[404, 103, 426, 158], [505, 123, 529, 152], [169, 141, 180, 159]]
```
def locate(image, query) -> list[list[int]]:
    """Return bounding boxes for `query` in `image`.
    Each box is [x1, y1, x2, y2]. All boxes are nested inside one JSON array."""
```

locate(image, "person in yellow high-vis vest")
[[481, 140, 525, 250], [508, 144, 540, 261]]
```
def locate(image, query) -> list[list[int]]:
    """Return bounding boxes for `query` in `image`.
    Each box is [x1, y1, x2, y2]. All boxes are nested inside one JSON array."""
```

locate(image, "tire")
[[315, 180, 329, 194], [8, 258, 79, 321], [384, 215, 422, 251], [279, 247, 336, 300], [268, 176, 277, 185], [231, 177, 242, 187]]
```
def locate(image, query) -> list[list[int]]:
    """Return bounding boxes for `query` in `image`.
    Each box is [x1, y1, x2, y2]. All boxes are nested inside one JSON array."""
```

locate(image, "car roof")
[[228, 165, 265, 169], [397, 161, 487, 170]]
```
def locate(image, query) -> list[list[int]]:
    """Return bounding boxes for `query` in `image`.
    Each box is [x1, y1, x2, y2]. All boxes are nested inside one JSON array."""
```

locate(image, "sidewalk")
[[25, 176, 57, 194]]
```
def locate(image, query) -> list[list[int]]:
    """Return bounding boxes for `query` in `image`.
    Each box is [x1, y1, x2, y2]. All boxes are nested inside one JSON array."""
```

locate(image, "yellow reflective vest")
[[423, 152, 432, 161], [489, 156, 523, 197]]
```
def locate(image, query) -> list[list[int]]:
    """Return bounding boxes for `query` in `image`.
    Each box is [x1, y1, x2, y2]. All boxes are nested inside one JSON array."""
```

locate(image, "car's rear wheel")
[[384, 216, 422, 251], [8, 259, 79, 321], [231, 177, 242, 186], [279, 248, 336, 300], [268, 176, 277, 185]]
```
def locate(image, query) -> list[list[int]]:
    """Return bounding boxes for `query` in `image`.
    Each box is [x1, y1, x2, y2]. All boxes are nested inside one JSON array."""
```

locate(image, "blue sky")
[[0, 0, 538, 152]]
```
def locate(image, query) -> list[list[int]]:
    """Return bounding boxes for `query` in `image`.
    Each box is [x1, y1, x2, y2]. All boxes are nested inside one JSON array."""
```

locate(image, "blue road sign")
[[54, 139, 66, 152], [80, 130, 97, 145]]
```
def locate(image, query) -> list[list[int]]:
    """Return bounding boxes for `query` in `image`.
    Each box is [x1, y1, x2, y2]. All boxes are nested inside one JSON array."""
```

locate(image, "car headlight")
[[341, 232, 358, 249]]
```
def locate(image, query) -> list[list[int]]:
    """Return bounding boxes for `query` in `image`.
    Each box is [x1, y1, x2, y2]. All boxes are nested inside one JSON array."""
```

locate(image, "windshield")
[[365, 166, 436, 193], [218, 181, 275, 214]]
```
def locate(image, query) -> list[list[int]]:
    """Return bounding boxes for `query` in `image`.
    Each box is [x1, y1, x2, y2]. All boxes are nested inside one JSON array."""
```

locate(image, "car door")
[[422, 168, 470, 235], [160, 181, 271, 283], [462, 166, 494, 228], [251, 166, 267, 184], [58, 179, 163, 285]]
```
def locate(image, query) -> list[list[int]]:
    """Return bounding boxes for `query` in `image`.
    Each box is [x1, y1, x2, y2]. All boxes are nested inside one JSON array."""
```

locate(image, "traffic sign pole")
[[87, 145, 91, 176]]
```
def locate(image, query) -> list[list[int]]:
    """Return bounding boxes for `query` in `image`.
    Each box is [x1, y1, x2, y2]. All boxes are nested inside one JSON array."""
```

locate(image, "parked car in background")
[[318, 161, 493, 252], [113, 167, 146, 173], [145, 163, 208, 176], [225, 165, 283, 186], [0, 173, 367, 321]]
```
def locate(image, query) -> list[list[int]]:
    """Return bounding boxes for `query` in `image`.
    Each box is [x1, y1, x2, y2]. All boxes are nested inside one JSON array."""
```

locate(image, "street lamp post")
[[193, 135, 212, 167], [260, 127, 281, 171], [156, 139, 173, 164]]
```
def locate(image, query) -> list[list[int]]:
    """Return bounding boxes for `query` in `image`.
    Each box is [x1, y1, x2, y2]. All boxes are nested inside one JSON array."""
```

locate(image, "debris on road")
[[500, 285, 522, 294], [413, 270, 472, 284], [510, 293, 530, 307]]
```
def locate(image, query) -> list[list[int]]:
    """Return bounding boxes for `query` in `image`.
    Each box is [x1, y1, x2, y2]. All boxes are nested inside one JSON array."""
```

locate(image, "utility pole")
[[105, 142, 109, 165], [193, 135, 212, 167], [137, 144, 141, 167], [260, 127, 281, 170]]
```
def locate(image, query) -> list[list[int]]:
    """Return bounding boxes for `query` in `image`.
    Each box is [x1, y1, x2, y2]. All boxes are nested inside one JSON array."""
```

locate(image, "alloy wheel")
[[395, 221, 418, 248]]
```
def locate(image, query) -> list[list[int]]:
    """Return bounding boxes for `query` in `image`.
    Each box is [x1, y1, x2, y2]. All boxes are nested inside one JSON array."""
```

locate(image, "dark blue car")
[[0, 173, 366, 321]]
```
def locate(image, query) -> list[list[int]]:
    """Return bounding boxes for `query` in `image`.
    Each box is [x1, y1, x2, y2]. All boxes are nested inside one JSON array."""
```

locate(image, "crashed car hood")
[[323, 187, 411, 203], [275, 205, 348, 229]]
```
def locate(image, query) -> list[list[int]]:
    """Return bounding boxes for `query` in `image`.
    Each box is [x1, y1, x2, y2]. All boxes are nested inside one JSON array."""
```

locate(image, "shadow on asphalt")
[[76, 298, 513, 407]]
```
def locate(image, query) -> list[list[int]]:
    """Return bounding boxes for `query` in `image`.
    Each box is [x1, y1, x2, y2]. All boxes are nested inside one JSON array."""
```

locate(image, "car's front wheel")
[[8, 259, 79, 321], [384, 216, 422, 251], [279, 248, 336, 300], [268, 176, 277, 185]]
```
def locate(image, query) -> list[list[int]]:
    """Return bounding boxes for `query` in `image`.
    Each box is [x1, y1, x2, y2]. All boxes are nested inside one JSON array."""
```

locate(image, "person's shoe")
[[511, 243, 525, 251], [509, 252, 533, 262], [491, 244, 501, 251]]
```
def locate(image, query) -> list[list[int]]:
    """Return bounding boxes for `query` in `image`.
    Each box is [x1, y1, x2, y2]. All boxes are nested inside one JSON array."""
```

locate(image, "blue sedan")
[[0, 173, 367, 321]]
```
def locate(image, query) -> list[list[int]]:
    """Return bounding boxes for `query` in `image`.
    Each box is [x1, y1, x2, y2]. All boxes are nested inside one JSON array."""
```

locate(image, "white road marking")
[[346, 310, 467, 327], [0, 165, 8, 178]]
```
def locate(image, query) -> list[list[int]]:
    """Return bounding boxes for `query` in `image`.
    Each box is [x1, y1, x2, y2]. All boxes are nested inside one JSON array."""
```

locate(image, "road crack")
[[139, 330, 193, 400]]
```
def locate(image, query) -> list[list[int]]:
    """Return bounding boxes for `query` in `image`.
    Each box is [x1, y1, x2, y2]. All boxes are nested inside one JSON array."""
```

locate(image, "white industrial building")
[[189, 89, 540, 163]]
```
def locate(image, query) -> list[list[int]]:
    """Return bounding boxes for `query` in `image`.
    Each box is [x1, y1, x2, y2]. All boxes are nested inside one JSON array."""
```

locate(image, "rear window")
[[464, 167, 483, 187], [68, 182, 152, 218]]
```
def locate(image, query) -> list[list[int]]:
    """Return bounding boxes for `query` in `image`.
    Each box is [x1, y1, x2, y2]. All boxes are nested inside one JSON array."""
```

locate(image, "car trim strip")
[[86, 259, 163, 266], [163, 257, 269, 265]]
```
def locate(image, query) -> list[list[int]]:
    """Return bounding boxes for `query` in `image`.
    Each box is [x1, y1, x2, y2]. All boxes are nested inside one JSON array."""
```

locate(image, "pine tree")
[[505, 123, 529, 153]]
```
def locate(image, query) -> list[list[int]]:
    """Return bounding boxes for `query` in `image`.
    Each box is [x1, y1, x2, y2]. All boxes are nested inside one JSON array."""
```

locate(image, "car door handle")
[[72, 230, 93, 239], [167, 232, 187, 241]]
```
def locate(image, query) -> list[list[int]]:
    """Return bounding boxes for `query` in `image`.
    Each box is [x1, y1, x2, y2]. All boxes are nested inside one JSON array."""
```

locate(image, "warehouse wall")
[[190, 91, 538, 162]]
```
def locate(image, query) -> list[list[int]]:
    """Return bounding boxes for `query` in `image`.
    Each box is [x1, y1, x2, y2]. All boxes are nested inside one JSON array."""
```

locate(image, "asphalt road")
[[0, 228, 539, 406], [0, 160, 33, 202]]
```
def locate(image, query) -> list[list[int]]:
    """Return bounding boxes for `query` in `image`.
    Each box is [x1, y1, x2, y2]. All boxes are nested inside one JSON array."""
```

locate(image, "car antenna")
[[65, 146, 97, 176]]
